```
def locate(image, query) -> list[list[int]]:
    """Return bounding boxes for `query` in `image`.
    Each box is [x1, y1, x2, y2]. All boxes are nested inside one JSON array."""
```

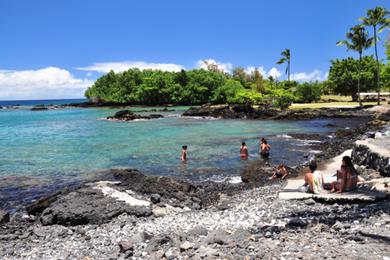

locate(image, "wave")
[[181, 116, 219, 120], [275, 134, 293, 139]]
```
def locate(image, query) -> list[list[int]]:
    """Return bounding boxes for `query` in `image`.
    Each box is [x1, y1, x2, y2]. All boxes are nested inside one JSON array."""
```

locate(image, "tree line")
[[85, 6, 390, 107]]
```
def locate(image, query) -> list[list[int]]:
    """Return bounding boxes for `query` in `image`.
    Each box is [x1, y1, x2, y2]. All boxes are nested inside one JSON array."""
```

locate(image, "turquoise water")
[[0, 101, 364, 210]]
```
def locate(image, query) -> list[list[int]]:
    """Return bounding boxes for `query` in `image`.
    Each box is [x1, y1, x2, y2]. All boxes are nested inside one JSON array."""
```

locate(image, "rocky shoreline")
[[1, 107, 390, 259], [182, 103, 376, 120]]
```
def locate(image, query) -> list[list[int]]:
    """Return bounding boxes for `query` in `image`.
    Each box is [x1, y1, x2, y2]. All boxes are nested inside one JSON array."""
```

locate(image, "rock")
[[204, 229, 229, 245], [26, 189, 67, 215], [150, 194, 161, 204], [131, 231, 151, 244], [241, 163, 274, 184], [286, 218, 308, 229], [40, 187, 152, 226], [187, 227, 208, 238], [118, 240, 134, 253], [180, 241, 193, 251], [196, 246, 219, 258], [377, 112, 390, 122], [304, 198, 316, 205], [111, 169, 199, 204], [107, 110, 151, 121], [352, 139, 390, 177], [164, 247, 180, 259], [335, 129, 354, 138], [331, 221, 344, 231], [152, 206, 168, 217], [149, 114, 164, 119], [146, 234, 173, 252], [31, 105, 49, 111], [0, 210, 10, 224]]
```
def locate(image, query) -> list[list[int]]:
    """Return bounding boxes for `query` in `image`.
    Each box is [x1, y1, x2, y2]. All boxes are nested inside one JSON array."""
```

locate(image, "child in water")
[[181, 145, 188, 161], [240, 142, 249, 159]]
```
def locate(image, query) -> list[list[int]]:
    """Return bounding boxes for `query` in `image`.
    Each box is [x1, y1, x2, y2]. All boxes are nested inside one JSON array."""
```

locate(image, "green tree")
[[360, 6, 390, 104], [295, 82, 323, 103], [276, 49, 291, 82], [328, 56, 377, 100], [337, 25, 373, 106]]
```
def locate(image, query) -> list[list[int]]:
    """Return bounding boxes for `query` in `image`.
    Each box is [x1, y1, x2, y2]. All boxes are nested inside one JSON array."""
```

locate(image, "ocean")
[[0, 99, 363, 211]]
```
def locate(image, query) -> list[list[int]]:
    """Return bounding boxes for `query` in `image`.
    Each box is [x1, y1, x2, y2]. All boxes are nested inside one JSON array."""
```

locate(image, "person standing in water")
[[181, 145, 188, 161], [260, 138, 271, 158], [240, 142, 249, 159]]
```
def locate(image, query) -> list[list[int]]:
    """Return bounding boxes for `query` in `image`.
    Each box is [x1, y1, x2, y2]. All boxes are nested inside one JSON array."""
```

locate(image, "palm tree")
[[360, 6, 390, 104], [337, 25, 373, 106], [276, 49, 291, 82]]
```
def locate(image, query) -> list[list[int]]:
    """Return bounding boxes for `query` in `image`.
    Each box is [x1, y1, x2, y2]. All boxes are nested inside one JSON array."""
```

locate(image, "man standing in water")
[[240, 142, 249, 159], [181, 145, 188, 161], [260, 138, 271, 159]]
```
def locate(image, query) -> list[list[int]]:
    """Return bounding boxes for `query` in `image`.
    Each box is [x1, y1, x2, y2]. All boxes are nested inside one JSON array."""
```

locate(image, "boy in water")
[[240, 142, 249, 159], [181, 145, 188, 161]]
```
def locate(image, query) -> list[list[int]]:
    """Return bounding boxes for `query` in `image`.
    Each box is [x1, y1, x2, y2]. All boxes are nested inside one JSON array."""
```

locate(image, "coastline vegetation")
[[85, 6, 389, 108]]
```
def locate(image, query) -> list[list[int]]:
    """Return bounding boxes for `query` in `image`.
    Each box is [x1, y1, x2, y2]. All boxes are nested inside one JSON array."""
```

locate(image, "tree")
[[360, 6, 390, 104], [276, 49, 291, 82], [328, 56, 377, 100], [337, 25, 373, 106]]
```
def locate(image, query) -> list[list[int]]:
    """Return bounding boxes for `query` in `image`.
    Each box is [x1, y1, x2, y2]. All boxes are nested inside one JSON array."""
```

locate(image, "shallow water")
[[0, 100, 365, 210]]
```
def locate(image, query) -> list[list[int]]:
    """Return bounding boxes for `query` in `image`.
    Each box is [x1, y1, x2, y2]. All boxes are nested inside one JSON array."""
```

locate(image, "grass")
[[320, 95, 352, 102], [289, 101, 377, 110]]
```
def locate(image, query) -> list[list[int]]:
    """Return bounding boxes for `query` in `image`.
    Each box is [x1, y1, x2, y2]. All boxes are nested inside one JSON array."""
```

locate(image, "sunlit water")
[[0, 100, 364, 210]]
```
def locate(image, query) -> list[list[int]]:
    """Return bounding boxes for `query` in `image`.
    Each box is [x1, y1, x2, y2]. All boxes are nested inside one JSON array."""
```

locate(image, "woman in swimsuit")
[[260, 138, 271, 159], [331, 156, 358, 193]]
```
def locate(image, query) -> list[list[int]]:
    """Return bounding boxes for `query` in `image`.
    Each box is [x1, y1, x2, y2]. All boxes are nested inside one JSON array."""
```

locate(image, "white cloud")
[[291, 70, 328, 82], [197, 59, 233, 73], [244, 66, 281, 79], [0, 67, 93, 100], [77, 61, 185, 73]]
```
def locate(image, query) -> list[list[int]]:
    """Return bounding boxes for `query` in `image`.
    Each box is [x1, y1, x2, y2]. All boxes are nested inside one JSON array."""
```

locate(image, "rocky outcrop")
[[352, 137, 390, 177], [182, 104, 279, 119], [107, 110, 163, 121], [33, 169, 207, 226], [182, 104, 374, 120], [40, 184, 152, 226], [31, 105, 49, 111]]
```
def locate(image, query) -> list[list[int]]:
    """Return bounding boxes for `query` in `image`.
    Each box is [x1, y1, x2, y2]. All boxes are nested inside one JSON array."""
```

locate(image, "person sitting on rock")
[[181, 145, 188, 161], [299, 160, 324, 194], [331, 156, 358, 193], [260, 138, 271, 159], [240, 142, 249, 159], [269, 164, 289, 180]]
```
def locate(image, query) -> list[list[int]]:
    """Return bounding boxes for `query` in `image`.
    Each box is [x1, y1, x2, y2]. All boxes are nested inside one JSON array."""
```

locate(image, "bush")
[[295, 82, 323, 103]]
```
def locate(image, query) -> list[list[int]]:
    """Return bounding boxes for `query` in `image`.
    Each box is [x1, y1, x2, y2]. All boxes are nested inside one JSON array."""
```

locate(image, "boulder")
[[107, 110, 151, 121], [40, 187, 152, 226], [0, 210, 10, 224]]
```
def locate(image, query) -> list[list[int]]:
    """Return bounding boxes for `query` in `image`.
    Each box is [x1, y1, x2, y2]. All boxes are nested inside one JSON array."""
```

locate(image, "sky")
[[0, 0, 389, 100]]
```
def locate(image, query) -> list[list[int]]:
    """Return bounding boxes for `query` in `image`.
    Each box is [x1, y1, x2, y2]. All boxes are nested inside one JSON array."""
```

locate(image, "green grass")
[[289, 101, 377, 110], [320, 95, 352, 102]]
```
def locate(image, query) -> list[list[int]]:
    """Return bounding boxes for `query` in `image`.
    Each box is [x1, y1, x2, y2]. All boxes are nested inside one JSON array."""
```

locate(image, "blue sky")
[[0, 0, 388, 100]]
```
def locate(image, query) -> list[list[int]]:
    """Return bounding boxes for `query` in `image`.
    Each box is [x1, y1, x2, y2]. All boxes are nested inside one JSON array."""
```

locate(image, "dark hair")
[[342, 156, 357, 175], [309, 160, 317, 172], [182, 145, 187, 149], [242, 142, 246, 146]]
